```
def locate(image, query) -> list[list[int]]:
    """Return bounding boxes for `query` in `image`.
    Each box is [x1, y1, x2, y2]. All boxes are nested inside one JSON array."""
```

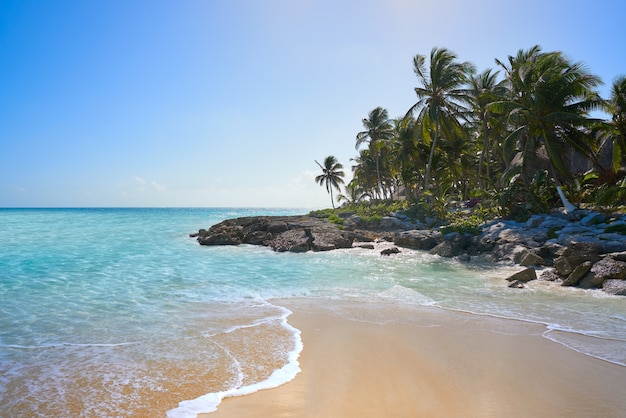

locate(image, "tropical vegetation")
[[315, 45, 626, 224]]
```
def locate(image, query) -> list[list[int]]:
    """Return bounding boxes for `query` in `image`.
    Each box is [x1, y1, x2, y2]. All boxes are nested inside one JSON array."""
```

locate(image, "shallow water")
[[0, 208, 624, 417]]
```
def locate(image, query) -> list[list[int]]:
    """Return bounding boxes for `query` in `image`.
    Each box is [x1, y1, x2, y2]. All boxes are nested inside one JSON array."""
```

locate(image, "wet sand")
[[205, 299, 626, 418]]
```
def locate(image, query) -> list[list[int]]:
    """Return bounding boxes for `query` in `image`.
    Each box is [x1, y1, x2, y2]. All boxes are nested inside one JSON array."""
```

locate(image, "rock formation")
[[192, 209, 626, 296]]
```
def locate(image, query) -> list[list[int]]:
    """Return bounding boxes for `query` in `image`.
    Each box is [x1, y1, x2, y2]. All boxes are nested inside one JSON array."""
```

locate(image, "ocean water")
[[0, 208, 625, 417]]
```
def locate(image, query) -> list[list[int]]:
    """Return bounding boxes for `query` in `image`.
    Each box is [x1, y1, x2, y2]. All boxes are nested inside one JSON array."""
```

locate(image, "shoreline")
[[204, 298, 626, 418]]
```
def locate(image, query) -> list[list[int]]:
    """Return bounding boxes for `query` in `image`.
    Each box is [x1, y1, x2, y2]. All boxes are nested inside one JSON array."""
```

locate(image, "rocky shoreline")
[[190, 209, 626, 296]]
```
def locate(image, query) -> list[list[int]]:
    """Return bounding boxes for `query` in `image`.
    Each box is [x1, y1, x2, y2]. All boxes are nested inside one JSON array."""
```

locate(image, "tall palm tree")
[[601, 76, 626, 173], [356, 107, 394, 198], [388, 116, 425, 198], [492, 46, 604, 184], [350, 149, 379, 199], [315, 156, 345, 209], [406, 47, 475, 190], [467, 68, 508, 189]]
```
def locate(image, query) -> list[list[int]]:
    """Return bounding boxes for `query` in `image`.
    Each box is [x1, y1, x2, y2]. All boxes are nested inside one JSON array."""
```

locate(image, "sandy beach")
[[206, 298, 626, 418]]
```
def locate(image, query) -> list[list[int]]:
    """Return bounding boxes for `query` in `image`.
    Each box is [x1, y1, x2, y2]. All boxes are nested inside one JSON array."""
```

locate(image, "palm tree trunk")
[[425, 123, 439, 190], [478, 117, 488, 190], [375, 155, 386, 200]]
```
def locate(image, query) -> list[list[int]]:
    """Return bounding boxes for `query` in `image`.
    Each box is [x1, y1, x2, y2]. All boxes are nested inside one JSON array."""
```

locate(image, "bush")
[[441, 211, 483, 235], [327, 214, 344, 226], [605, 224, 626, 235]]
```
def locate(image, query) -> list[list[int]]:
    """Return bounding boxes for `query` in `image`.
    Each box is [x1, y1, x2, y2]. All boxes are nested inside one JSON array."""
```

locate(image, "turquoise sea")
[[1, 208, 625, 417]]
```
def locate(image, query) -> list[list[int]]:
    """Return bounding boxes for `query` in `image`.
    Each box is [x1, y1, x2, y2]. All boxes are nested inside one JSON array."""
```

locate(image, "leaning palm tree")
[[315, 156, 345, 209], [356, 107, 394, 198], [492, 46, 604, 185], [406, 48, 475, 190]]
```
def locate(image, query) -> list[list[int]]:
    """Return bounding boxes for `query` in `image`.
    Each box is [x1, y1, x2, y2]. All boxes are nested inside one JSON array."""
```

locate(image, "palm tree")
[[600, 76, 626, 174], [388, 116, 425, 199], [467, 68, 508, 189], [492, 46, 604, 184], [406, 47, 475, 190], [315, 156, 345, 209], [337, 181, 370, 205], [350, 149, 379, 199], [356, 107, 394, 198]]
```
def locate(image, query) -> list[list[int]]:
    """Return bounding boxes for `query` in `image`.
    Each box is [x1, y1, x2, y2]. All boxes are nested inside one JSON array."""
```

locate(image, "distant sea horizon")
[[1, 207, 624, 417]]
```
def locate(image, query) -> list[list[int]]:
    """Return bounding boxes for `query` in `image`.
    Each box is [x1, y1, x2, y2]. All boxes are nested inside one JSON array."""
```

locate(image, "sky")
[[1, 0, 624, 208]]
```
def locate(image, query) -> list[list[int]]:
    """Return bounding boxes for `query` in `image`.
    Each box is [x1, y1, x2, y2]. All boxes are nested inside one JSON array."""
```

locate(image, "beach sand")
[[205, 298, 626, 418]]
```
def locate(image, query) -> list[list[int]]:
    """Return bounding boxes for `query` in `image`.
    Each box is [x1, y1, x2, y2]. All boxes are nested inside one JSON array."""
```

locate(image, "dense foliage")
[[315, 45, 626, 221]]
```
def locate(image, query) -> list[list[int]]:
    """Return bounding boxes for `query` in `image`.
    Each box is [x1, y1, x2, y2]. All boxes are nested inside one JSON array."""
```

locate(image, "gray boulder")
[[554, 255, 601, 276], [590, 257, 626, 279], [578, 257, 626, 289], [269, 229, 311, 252], [506, 268, 537, 283], [309, 229, 354, 251], [562, 261, 593, 287], [602, 279, 626, 296], [539, 269, 562, 282], [381, 247, 401, 256], [517, 250, 545, 266], [394, 230, 443, 250]]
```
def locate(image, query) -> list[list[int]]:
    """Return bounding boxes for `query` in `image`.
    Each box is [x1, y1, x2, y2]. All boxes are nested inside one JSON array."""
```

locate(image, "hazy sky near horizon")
[[1, 0, 624, 208]]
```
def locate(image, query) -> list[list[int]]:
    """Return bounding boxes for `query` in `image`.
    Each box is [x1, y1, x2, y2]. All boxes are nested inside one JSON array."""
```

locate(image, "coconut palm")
[[356, 107, 394, 198], [350, 149, 379, 199], [406, 47, 475, 190], [600, 76, 626, 174], [467, 68, 508, 189], [492, 46, 604, 184], [315, 156, 345, 209], [388, 116, 426, 199], [337, 181, 370, 205]]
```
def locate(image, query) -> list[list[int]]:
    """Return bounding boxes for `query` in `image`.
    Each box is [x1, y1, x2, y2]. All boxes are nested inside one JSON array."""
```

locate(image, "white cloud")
[[150, 181, 166, 193]]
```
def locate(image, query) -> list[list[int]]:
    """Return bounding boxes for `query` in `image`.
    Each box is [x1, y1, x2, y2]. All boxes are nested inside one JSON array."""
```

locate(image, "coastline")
[[205, 298, 626, 418]]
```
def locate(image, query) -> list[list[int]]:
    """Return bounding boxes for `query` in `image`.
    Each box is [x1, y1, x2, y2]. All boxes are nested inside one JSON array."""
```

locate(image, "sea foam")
[[167, 306, 302, 417]]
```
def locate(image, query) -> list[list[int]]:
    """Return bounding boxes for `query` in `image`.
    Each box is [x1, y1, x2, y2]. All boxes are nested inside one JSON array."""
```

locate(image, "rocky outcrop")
[[393, 230, 443, 250], [192, 209, 626, 296], [191, 216, 355, 253], [483, 210, 626, 295]]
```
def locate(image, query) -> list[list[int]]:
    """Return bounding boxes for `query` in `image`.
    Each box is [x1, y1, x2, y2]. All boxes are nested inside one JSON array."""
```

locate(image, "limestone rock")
[[309, 229, 354, 251], [508, 280, 526, 288], [539, 269, 562, 282], [518, 250, 545, 266], [554, 255, 601, 276], [506, 268, 537, 283], [381, 247, 400, 256], [602, 279, 626, 296], [394, 230, 443, 251], [194, 215, 355, 253], [561, 242, 603, 257], [430, 241, 455, 258], [590, 257, 626, 280], [269, 229, 311, 252], [562, 261, 593, 286]]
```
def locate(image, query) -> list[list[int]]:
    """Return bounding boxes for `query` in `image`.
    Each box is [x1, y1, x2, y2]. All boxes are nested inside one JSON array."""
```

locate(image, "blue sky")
[[1, 0, 624, 208]]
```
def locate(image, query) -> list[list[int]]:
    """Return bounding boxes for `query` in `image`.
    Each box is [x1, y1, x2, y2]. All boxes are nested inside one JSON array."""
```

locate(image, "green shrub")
[[604, 224, 626, 235], [309, 208, 336, 218], [547, 226, 561, 239], [327, 214, 344, 226], [441, 213, 483, 235]]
